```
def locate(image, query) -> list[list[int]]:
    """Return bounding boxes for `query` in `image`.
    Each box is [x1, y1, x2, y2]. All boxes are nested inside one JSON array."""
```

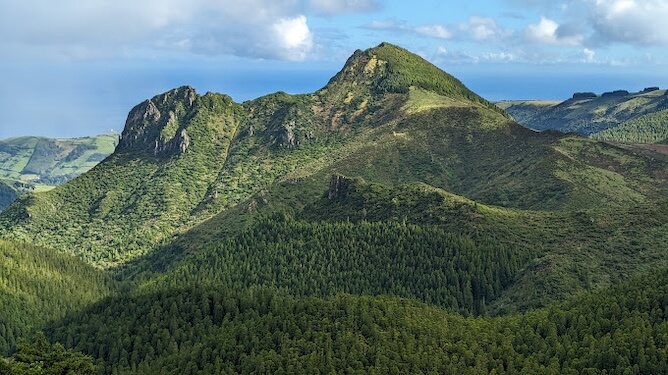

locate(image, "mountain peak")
[[116, 86, 199, 155], [324, 42, 499, 111]]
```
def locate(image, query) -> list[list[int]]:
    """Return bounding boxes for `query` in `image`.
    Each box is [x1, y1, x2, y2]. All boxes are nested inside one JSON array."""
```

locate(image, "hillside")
[[591, 108, 668, 144], [0, 181, 19, 210], [1, 43, 668, 373], [501, 88, 668, 135], [0, 239, 115, 353], [0, 134, 117, 209]]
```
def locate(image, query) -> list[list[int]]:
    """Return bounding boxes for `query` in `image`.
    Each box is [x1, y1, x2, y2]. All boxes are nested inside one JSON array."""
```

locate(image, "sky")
[[2, 0, 668, 139]]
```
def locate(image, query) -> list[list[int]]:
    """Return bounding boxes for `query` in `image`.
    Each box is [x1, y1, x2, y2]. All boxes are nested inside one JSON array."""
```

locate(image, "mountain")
[[1, 43, 668, 373], [0, 134, 118, 209], [3, 43, 667, 268], [499, 88, 668, 136]]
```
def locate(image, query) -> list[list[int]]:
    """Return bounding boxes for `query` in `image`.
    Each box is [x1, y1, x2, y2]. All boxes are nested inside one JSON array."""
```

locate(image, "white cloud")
[[525, 17, 583, 45], [365, 20, 452, 40], [271, 16, 314, 60], [309, 0, 382, 14], [588, 0, 668, 45], [0, 0, 318, 61], [414, 25, 452, 39], [435, 46, 479, 63], [583, 48, 595, 62], [481, 52, 519, 62], [459, 16, 513, 41]]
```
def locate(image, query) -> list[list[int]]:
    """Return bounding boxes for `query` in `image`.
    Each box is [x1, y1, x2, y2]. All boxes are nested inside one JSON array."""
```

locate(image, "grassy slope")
[[1, 43, 667, 310], [503, 89, 668, 135], [1, 43, 668, 373], [0, 134, 117, 185], [496, 100, 561, 126], [122, 175, 668, 314], [0, 181, 19, 210]]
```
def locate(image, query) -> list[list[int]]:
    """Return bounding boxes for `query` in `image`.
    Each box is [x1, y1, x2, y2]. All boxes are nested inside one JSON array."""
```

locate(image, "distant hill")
[[0, 134, 117, 209], [500, 88, 668, 136]]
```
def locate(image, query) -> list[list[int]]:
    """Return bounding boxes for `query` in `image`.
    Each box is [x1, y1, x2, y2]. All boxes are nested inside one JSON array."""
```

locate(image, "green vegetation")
[[0, 181, 19, 211], [44, 268, 668, 374], [0, 43, 667, 373], [501, 89, 668, 135], [0, 239, 114, 354], [0, 134, 117, 209], [496, 100, 560, 126], [591, 108, 668, 143], [0, 332, 96, 375]]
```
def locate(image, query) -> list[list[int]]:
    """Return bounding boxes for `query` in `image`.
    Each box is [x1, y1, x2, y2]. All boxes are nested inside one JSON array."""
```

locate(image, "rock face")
[[117, 86, 198, 155], [327, 174, 355, 199]]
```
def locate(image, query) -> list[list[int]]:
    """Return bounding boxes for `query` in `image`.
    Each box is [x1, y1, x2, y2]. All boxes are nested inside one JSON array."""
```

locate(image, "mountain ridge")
[[3, 43, 668, 267], [499, 88, 668, 136]]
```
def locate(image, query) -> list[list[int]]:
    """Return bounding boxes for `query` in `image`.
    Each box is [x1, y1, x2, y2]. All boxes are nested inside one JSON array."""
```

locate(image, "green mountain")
[[0, 134, 118, 209], [3, 44, 667, 268], [1, 43, 668, 373], [500, 88, 668, 136]]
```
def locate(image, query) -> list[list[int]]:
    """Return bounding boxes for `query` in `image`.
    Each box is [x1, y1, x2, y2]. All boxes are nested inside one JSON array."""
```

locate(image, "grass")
[[0, 134, 117, 185]]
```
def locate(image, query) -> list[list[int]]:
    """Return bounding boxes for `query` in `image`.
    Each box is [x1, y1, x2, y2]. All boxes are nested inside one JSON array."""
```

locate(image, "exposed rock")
[[281, 121, 296, 147], [327, 174, 355, 199], [116, 86, 199, 155], [572, 92, 597, 100], [177, 129, 190, 153]]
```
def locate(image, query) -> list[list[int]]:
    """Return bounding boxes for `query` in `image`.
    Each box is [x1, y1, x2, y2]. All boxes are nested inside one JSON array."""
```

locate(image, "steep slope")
[[0, 43, 508, 266], [0, 181, 19, 210], [503, 88, 668, 135], [1, 42, 668, 374], [0, 239, 115, 354]]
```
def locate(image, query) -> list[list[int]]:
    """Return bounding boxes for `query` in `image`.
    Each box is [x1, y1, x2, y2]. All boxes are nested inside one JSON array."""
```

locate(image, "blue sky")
[[2, 0, 668, 138]]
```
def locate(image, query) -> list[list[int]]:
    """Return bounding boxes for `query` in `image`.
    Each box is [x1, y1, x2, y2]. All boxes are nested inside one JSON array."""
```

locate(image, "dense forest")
[[41, 269, 668, 374], [591, 108, 668, 144]]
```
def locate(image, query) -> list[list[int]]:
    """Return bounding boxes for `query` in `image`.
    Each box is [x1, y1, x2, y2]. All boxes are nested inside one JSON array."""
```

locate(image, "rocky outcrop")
[[572, 92, 597, 100], [327, 174, 355, 199], [117, 86, 198, 156], [281, 121, 296, 147]]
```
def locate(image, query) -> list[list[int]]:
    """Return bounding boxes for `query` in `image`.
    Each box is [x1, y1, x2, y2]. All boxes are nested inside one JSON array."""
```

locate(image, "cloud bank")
[[0, 0, 383, 61]]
